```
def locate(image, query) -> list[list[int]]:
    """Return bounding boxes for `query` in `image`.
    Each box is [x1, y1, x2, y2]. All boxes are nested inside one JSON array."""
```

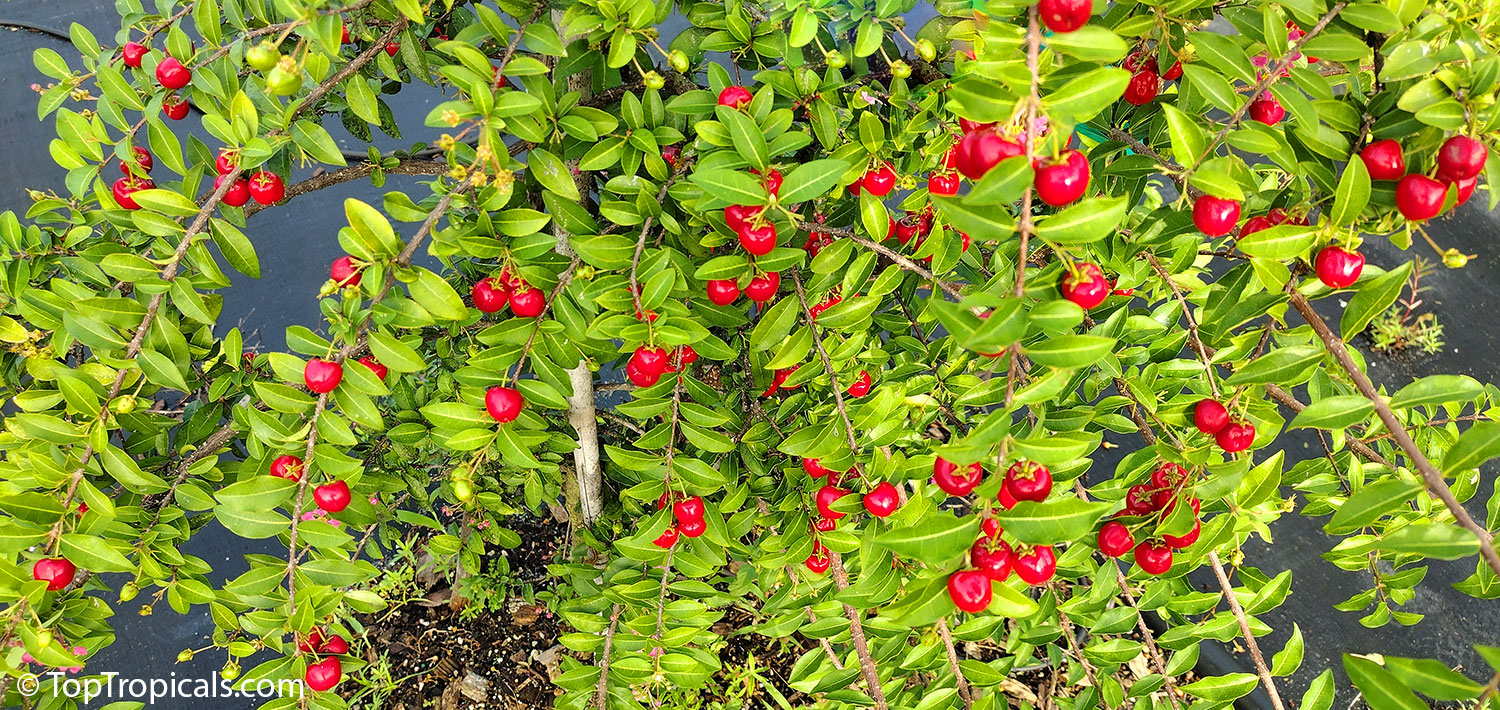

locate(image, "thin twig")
[[936, 619, 973, 710], [1144, 254, 1220, 398], [1208, 552, 1288, 710]]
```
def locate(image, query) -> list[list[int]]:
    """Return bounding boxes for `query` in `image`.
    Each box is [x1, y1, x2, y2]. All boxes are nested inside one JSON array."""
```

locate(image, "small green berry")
[[826, 50, 846, 69], [891, 60, 911, 79], [916, 39, 937, 63], [245, 42, 280, 72], [643, 71, 665, 90], [668, 50, 690, 74]]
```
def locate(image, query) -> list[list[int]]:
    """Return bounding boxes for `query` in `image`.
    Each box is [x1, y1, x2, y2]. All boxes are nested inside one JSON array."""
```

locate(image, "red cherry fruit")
[[1123, 69, 1160, 106], [329, 255, 361, 287], [738, 223, 777, 256], [485, 386, 524, 422], [1193, 399, 1230, 434], [1239, 215, 1273, 238], [304, 359, 343, 393], [1061, 262, 1109, 310], [805, 545, 831, 573], [971, 539, 1014, 581], [1152, 462, 1186, 490], [847, 370, 872, 397], [384, 41, 400, 56], [1450, 176, 1478, 206], [813, 517, 836, 533], [816, 485, 850, 520], [1125, 484, 1157, 514], [215, 175, 250, 207], [892, 216, 922, 244], [1314, 246, 1364, 289], [724, 204, 763, 232], [997, 484, 1019, 510], [863, 482, 900, 517], [249, 171, 284, 204], [1215, 420, 1256, 453], [981, 517, 1002, 538], [632, 346, 670, 376], [1163, 60, 1183, 81], [1038, 0, 1092, 32], [1135, 541, 1173, 575], [122, 41, 148, 68], [947, 570, 993, 613], [162, 94, 189, 120], [1164, 520, 1202, 549], [270, 455, 303, 481], [320, 635, 349, 655], [744, 272, 780, 302], [1015, 545, 1057, 585], [299, 629, 326, 654], [1395, 174, 1446, 221], [928, 172, 960, 196], [958, 118, 996, 134], [678, 517, 707, 538], [662, 145, 680, 168], [306, 657, 342, 692], [341, 26, 351, 43], [358, 356, 387, 380], [653, 525, 680, 548], [673, 496, 705, 524], [862, 165, 897, 196], [215, 149, 238, 175], [752, 168, 783, 196], [473, 277, 510, 313], [510, 286, 547, 317], [122, 146, 153, 174], [803, 457, 834, 479], [1437, 135, 1488, 180], [1193, 195, 1242, 236], [625, 359, 660, 387], [676, 346, 698, 366], [314, 480, 351, 513], [112, 177, 150, 210], [1033, 150, 1090, 207], [1004, 461, 1053, 502], [156, 57, 192, 90], [1360, 140, 1405, 181], [954, 129, 1023, 181], [32, 558, 76, 591], [1247, 94, 1285, 126], [717, 85, 753, 109], [933, 457, 984, 496], [705, 278, 740, 306], [1097, 521, 1135, 558]]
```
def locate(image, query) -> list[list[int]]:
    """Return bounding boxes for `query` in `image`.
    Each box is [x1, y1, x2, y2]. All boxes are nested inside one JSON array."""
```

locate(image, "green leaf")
[[1383, 657, 1484, 701], [292, 120, 347, 166], [368, 331, 425, 373], [528, 148, 580, 201], [689, 169, 767, 206], [751, 297, 798, 352], [1342, 261, 1411, 337], [1270, 624, 1305, 676], [211, 221, 259, 278], [1302, 669, 1336, 710], [1034, 196, 1126, 244], [872, 512, 978, 565], [1190, 32, 1258, 84], [991, 498, 1111, 545], [60, 533, 135, 573], [1327, 478, 1422, 534], [1162, 104, 1208, 165], [1224, 346, 1322, 385], [1026, 335, 1116, 369], [1390, 374, 1484, 409], [1441, 421, 1500, 475], [130, 189, 200, 217], [932, 196, 1017, 243], [1343, 656, 1427, 710], [137, 348, 189, 391], [1331, 153, 1371, 226], [1373, 523, 1482, 560], [1046, 67, 1129, 122], [34, 48, 69, 79], [409, 268, 468, 321], [346, 199, 401, 256], [777, 159, 849, 204], [1045, 26, 1128, 62], [1179, 673, 1259, 702], [717, 105, 770, 170], [1288, 395, 1372, 430], [1236, 224, 1315, 259], [963, 157, 1033, 206]]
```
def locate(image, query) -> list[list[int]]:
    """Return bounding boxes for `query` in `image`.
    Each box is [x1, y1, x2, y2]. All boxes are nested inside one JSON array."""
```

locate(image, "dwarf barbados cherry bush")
[[4, 0, 1500, 707]]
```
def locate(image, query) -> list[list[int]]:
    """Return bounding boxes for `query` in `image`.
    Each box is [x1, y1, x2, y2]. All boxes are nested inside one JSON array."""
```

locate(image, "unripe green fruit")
[[668, 50, 690, 74], [119, 582, 139, 601], [36, 630, 52, 649], [221, 663, 240, 681], [916, 39, 937, 62], [643, 71, 665, 90], [266, 58, 302, 96], [453, 479, 474, 502], [177, 649, 194, 663], [246, 42, 280, 71], [1443, 249, 1469, 268], [891, 60, 911, 79], [111, 394, 137, 413], [825, 50, 846, 69]]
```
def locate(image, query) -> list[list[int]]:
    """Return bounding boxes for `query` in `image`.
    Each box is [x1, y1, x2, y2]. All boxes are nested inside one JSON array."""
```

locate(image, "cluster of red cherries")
[[470, 268, 548, 318], [267, 451, 353, 514], [624, 343, 699, 387], [299, 629, 348, 691], [119, 40, 193, 120], [650, 493, 709, 549], [211, 148, 285, 207], [1195, 196, 1371, 290], [1377, 135, 1487, 222], [1193, 397, 1255, 453], [939, 457, 1060, 613], [1096, 462, 1203, 576], [111, 146, 156, 210], [794, 458, 903, 573]]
